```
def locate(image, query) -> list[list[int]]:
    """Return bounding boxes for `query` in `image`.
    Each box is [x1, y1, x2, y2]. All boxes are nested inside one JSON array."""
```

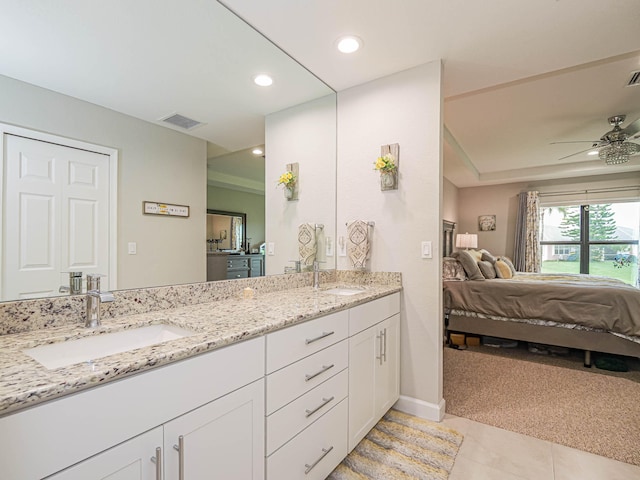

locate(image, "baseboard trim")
[[394, 395, 446, 422]]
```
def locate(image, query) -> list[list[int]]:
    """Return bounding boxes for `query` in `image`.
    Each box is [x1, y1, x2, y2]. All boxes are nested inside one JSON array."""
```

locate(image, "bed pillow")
[[454, 250, 485, 280], [481, 251, 497, 264], [499, 256, 517, 275], [467, 249, 483, 262], [477, 260, 496, 279], [443, 257, 467, 281], [494, 259, 513, 279]]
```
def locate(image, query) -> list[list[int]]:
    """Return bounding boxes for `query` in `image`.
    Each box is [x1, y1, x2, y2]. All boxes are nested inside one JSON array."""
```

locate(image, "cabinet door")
[[376, 314, 400, 414], [164, 378, 264, 480], [47, 427, 163, 480], [347, 324, 380, 451]]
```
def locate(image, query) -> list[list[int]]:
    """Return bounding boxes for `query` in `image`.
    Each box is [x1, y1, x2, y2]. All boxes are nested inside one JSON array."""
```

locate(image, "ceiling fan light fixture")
[[598, 141, 639, 165]]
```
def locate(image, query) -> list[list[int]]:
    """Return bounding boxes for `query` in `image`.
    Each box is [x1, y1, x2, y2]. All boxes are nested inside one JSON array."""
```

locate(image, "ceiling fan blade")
[[621, 117, 640, 137], [557, 146, 598, 161], [550, 140, 599, 145]]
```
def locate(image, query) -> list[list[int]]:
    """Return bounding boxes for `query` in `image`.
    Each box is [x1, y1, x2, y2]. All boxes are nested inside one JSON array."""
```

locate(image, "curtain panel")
[[514, 191, 540, 272]]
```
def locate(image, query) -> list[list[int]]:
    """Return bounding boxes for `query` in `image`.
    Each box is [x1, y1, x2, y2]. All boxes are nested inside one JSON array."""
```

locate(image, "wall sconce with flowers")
[[374, 143, 399, 191], [278, 162, 299, 200]]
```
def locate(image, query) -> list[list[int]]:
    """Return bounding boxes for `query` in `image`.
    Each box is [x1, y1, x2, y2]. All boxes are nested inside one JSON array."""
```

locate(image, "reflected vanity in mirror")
[[0, 1, 336, 303], [206, 209, 265, 281]]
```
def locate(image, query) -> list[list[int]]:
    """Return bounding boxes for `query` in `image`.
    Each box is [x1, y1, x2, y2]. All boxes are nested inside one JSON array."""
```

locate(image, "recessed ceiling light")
[[336, 35, 362, 54], [253, 74, 273, 87], [587, 150, 599, 156], [252, 148, 263, 155]]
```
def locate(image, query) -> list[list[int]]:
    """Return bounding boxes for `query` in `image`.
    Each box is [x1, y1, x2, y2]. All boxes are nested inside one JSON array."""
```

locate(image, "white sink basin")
[[23, 324, 196, 370], [323, 287, 366, 296]]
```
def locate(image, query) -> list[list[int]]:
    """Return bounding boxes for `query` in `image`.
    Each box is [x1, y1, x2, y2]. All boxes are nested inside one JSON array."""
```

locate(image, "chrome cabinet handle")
[[305, 396, 335, 418], [305, 364, 335, 382], [382, 327, 387, 363], [304, 446, 334, 474], [376, 332, 383, 365], [150, 447, 162, 480], [305, 330, 335, 345], [173, 435, 184, 480]]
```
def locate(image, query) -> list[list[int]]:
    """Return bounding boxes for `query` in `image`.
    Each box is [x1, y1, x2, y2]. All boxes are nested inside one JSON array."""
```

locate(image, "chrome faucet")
[[85, 274, 115, 328], [59, 271, 83, 295], [313, 260, 321, 290]]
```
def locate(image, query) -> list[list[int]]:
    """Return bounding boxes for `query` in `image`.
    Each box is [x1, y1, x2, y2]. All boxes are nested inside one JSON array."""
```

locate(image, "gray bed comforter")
[[443, 273, 640, 338]]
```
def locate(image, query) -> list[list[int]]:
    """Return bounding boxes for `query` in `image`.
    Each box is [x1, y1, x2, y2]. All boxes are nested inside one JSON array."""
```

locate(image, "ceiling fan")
[[554, 114, 640, 165]]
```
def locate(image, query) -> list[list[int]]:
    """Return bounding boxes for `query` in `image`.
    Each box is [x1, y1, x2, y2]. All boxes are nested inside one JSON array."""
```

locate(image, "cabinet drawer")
[[266, 369, 348, 455], [349, 292, 400, 335], [227, 270, 249, 279], [267, 398, 348, 480], [266, 340, 347, 414], [227, 257, 249, 268], [266, 310, 348, 374]]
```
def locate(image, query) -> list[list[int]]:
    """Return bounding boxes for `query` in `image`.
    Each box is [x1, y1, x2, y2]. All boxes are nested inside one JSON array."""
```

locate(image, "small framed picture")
[[478, 215, 496, 231]]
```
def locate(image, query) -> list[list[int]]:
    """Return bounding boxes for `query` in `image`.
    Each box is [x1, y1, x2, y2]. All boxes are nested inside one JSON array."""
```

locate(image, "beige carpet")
[[444, 346, 640, 466], [327, 409, 463, 479]]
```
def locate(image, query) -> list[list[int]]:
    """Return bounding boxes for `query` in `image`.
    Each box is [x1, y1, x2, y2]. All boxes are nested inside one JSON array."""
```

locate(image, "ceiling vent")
[[626, 70, 640, 87], [160, 113, 204, 130]]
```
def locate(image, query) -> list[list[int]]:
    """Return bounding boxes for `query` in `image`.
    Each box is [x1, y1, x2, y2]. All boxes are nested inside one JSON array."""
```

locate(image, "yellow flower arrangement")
[[374, 153, 397, 172], [277, 170, 296, 187]]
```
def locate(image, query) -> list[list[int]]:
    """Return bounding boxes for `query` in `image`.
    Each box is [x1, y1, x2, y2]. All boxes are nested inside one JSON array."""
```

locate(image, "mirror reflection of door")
[[2, 133, 111, 300]]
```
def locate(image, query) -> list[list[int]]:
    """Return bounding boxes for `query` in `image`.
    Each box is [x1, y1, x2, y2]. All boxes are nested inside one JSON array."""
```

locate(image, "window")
[[540, 202, 639, 287], [553, 245, 571, 256]]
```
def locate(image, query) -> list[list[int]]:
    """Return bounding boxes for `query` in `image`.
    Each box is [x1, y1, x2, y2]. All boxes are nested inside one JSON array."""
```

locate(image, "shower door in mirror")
[[2, 134, 111, 300]]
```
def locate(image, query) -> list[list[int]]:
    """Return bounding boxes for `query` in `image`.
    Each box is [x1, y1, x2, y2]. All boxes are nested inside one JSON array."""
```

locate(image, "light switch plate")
[[326, 237, 334, 256], [128, 242, 137, 255], [267, 242, 275, 256], [421, 241, 432, 259], [338, 236, 347, 257]]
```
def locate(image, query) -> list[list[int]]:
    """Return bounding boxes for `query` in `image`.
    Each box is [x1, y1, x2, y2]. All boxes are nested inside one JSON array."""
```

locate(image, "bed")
[[442, 253, 640, 366]]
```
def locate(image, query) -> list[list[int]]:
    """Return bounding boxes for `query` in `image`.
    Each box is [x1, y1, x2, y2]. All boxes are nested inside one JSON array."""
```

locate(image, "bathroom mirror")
[[0, 0, 336, 302]]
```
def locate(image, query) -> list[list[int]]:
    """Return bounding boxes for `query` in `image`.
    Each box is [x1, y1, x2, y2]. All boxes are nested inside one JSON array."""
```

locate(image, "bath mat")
[[327, 409, 463, 479]]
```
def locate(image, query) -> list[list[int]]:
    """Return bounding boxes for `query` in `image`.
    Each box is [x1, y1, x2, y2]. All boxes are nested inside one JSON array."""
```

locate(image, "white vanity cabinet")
[[1, 337, 265, 480], [47, 427, 164, 480], [348, 293, 401, 451], [265, 310, 349, 480], [163, 378, 264, 480]]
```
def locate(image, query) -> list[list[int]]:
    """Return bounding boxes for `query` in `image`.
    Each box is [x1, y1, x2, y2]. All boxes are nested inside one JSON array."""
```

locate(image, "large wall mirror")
[[0, 1, 336, 302]]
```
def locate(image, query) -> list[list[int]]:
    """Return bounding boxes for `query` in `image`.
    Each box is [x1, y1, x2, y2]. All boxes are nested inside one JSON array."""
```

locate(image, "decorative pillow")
[[499, 256, 517, 275], [455, 250, 485, 281], [481, 251, 497, 264], [467, 249, 483, 262], [477, 260, 496, 279], [494, 259, 513, 279], [443, 258, 466, 281]]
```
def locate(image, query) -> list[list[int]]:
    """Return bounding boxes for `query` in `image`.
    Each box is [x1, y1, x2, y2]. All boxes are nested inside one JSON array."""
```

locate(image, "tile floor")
[[441, 414, 640, 480]]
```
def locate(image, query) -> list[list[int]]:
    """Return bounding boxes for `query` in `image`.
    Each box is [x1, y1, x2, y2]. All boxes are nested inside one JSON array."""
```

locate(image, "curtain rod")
[[538, 186, 640, 197]]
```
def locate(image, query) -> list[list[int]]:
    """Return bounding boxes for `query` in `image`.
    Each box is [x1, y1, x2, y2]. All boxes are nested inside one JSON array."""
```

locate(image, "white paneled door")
[[2, 134, 111, 300]]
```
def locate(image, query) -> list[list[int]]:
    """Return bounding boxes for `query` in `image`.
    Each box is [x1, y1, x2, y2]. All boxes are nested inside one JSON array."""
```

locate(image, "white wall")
[[336, 62, 444, 419], [0, 74, 207, 290], [265, 94, 337, 274]]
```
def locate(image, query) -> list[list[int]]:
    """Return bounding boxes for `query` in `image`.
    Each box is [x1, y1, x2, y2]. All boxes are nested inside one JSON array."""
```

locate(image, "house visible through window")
[[540, 202, 639, 287]]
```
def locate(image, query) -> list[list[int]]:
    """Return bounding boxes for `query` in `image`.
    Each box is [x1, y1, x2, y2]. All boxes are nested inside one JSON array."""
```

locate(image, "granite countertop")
[[0, 282, 400, 416]]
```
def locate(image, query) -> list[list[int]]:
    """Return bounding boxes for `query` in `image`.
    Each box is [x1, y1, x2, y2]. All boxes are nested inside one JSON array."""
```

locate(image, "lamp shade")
[[455, 232, 478, 250]]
